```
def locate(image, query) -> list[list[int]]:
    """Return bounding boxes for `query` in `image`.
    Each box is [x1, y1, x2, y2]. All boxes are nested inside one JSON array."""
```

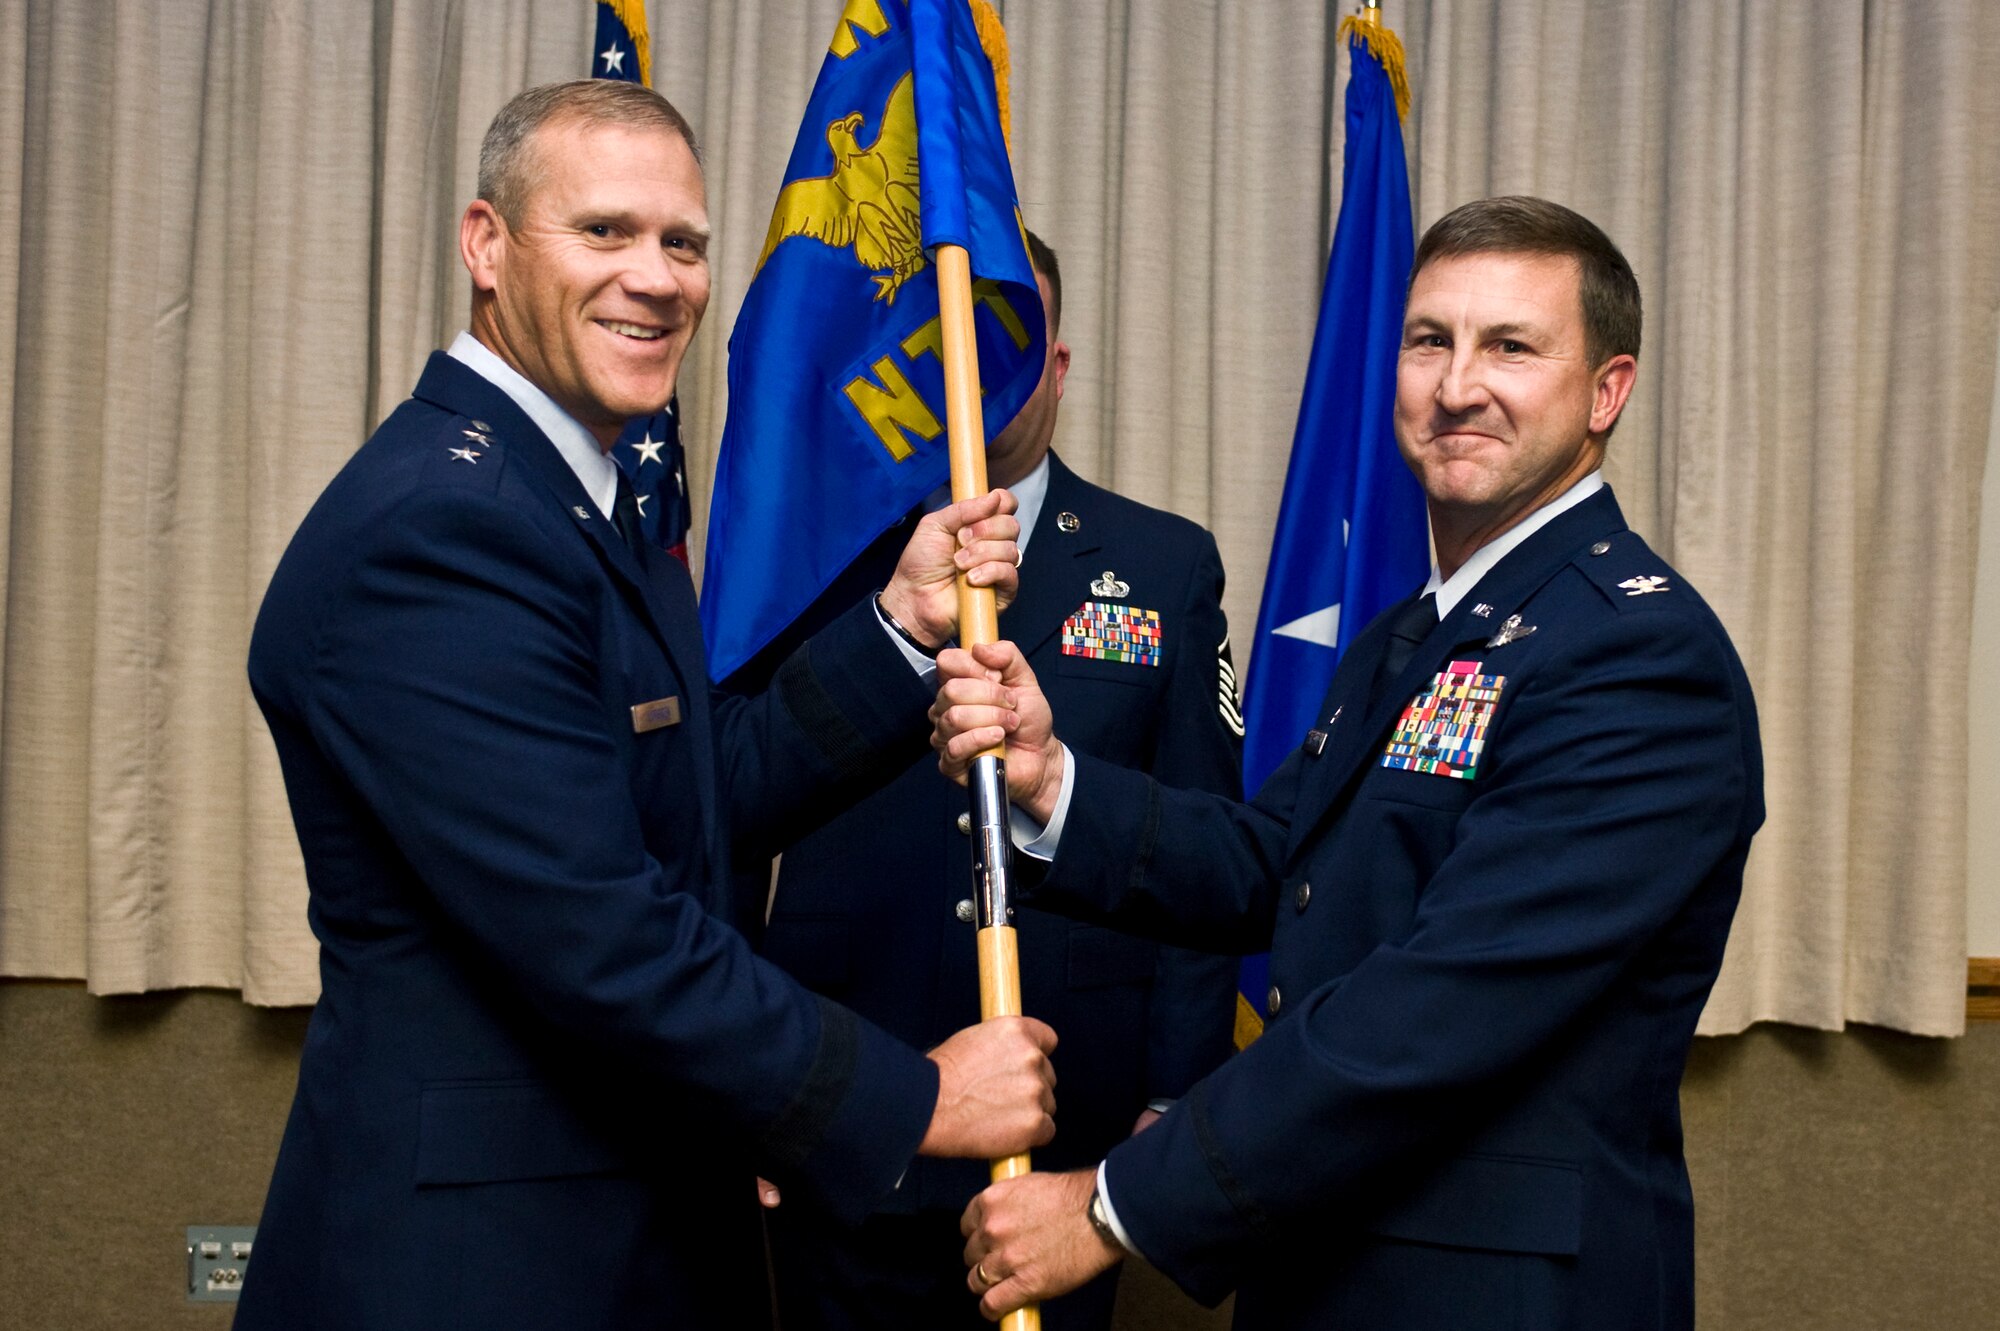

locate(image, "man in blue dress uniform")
[[726, 232, 1243, 1331], [235, 80, 1059, 1331], [938, 197, 1765, 1331]]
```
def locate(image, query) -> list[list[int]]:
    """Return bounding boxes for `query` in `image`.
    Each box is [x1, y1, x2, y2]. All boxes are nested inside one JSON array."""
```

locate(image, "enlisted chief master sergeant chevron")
[[727, 230, 1243, 1331], [937, 196, 1765, 1331], [236, 80, 1058, 1331]]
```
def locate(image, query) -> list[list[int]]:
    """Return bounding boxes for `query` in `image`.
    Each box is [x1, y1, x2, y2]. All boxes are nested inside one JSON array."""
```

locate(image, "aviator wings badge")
[[1486, 614, 1537, 649]]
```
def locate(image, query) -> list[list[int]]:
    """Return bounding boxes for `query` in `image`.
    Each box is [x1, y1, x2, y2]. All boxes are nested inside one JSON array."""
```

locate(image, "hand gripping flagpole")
[[936, 241, 1041, 1331]]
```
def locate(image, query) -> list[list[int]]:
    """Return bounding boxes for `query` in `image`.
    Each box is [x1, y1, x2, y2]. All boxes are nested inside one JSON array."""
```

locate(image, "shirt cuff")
[[875, 599, 941, 683], [1011, 743, 1075, 860], [1095, 1159, 1146, 1261]]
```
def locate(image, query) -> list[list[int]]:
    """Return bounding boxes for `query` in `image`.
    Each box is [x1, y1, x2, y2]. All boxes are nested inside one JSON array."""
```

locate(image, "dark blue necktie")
[[1371, 591, 1439, 708], [612, 476, 647, 560]]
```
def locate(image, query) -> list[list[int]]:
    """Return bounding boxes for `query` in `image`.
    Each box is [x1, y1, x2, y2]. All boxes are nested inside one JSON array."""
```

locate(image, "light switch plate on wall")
[[186, 1226, 255, 1302]]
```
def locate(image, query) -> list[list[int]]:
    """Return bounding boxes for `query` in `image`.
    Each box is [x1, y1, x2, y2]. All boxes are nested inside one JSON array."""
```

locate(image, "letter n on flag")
[[1234, 14, 1428, 1048], [699, 0, 1045, 680]]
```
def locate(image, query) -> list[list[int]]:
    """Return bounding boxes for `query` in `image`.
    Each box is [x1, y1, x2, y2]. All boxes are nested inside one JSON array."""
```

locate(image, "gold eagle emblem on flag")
[[754, 72, 924, 304]]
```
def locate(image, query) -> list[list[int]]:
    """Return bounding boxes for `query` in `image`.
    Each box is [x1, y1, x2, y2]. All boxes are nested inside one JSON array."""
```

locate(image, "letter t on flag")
[[1234, 8, 1428, 1047]]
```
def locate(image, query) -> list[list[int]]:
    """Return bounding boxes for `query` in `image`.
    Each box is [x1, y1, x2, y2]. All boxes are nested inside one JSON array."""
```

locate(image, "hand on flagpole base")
[[917, 1015, 1058, 1160], [961, 1169, 1122, 1322]]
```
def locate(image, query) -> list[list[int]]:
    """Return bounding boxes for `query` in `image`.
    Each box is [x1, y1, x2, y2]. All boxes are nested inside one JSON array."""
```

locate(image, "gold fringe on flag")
[[1338, 10, 1410, 123], [970, 0, 1012, 149], [605, 0, 653, 89], [1234, 992, 1265, 1051]]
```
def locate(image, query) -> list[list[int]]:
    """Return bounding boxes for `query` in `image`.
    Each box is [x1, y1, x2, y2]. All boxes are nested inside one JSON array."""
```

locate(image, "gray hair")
[[477, 80, 701, 226]]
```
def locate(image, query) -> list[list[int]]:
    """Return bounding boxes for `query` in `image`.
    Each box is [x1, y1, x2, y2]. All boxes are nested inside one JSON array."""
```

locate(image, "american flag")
[[594, 0, 691, 563]]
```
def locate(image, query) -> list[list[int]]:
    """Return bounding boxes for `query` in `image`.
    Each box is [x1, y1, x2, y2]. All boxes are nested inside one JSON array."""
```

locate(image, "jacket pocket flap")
[[1362, 1152, 1582, 1255], [415, 1080, 628, 1185]]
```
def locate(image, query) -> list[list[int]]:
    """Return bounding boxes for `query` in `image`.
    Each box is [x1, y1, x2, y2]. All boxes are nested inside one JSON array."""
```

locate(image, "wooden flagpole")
[[935, 241, 1041, 1331]]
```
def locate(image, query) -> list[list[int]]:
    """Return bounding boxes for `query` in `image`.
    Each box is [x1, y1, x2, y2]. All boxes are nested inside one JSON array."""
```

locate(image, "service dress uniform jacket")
[[1024, 487, 1763, 1331], [237, 354, 942, 1331], [729, 452, 1242, 1330]]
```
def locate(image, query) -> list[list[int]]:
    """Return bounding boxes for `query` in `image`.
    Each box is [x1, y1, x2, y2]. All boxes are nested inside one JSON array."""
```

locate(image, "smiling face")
[[1394, 250, 1636, 572], [461, 117, 711, 450]]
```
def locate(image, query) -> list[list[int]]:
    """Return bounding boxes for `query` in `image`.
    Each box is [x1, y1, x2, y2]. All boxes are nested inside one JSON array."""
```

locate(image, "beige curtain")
[[2, 2, 1996, 1032], [0, 0, 597, 1004], [1400, 0, 2000, 1035]]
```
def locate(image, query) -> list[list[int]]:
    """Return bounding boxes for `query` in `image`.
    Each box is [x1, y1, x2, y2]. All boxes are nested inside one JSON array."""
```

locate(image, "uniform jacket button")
[[955, 899, 976, 924], [956, 811, 972, 835], [1295, 882, 1311, 912], [1267, 984, 1282, 1016]]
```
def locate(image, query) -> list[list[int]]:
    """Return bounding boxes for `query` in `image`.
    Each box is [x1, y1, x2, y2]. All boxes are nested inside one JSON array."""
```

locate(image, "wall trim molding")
[[1970, 959, 2000, 1022]]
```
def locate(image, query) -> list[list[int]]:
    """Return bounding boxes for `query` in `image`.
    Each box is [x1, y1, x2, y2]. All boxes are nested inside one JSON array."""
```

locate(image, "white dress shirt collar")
[[1421, 470, 1605, 619], [922, 451, 1052, 555], [447, 331, 621, 520]]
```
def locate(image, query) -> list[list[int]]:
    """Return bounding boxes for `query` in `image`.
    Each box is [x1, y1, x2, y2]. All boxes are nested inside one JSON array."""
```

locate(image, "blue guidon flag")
[[592, 0, 693, 562], [699, 0, 1045, 681], [1234, 11, 1428, 1048]]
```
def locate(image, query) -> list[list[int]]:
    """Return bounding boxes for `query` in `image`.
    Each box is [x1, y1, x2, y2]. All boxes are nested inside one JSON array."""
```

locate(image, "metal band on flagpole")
[[936, 241, 1041, 1331]]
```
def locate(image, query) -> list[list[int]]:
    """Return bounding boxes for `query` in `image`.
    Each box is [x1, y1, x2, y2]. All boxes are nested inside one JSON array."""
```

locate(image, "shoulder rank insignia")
[[1618, 575, 1670, 596], [1381, 659, 1505, 780], [1217, 635, 1245, 736], [1061, 601, 1161, 666], [448, 446, 482, 464], [1486, 614, 1536, 648], [1090, 570, 1130, 598]]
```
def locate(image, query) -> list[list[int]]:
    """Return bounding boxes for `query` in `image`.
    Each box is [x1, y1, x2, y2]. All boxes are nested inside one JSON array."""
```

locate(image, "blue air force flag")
[[1240, 22, 1426, 795], [699, 0, 1045, 681], [1236, 17, 1428, 1042]]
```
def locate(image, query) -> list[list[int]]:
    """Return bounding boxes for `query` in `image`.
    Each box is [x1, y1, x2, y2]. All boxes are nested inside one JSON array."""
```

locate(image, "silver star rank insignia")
[[448, 446, 482, 464]]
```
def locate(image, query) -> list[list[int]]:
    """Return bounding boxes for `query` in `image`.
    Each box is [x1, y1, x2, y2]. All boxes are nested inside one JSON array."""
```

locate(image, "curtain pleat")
[[0, 1, 1993, 1030]]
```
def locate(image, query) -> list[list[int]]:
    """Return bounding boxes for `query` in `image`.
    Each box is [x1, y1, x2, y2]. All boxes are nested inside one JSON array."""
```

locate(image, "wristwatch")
[[1087, 1180, 1127, 1255]]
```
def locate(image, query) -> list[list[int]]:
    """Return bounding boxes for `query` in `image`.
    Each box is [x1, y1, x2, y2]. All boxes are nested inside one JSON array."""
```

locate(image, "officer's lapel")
[[1285, 488, 1631, 845], [413, 356, 719, 844], [414, 358, 692, 665], [1010, 453, 1105, 662]]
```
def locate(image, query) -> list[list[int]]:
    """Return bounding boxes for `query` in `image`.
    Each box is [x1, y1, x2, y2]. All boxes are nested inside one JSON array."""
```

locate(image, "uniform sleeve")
[[297, 488, 936, 1223], [1141, 531, 1247, 1100], [712, 593, 935, 864], [1097, 609, 1756, 1302]]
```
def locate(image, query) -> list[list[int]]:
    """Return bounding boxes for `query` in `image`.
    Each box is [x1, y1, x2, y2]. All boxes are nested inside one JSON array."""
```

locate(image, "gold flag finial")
[[1338, 4, 1410, 123]]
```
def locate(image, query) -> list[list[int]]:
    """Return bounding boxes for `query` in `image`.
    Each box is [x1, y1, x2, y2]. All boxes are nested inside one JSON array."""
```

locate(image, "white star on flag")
[[635, 493, 651, 516], [599, 43, 626, 75], [1269, 520, 1351, 648], [629, 432, 666, 466]]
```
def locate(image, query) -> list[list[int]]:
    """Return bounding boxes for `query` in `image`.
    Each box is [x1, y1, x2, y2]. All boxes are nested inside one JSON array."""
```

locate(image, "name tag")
[[630, 696, 682, 733]]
